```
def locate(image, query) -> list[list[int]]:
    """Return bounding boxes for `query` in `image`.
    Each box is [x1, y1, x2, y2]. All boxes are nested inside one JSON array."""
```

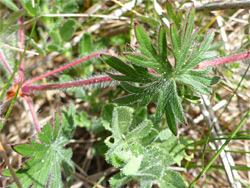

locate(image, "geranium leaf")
[[2, 105, 76, 188]]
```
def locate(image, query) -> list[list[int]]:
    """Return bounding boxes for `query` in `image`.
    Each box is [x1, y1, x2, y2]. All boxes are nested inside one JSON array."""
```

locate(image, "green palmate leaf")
[[60, 19, 77, 42], [101, 3, 221, 136], [2, 104, 76, 188]]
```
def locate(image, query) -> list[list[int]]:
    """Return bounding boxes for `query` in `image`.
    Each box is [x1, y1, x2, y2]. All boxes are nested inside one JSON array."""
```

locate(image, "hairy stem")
[[196, 51, 250, 69], [23, 52, 102, 86], [18, 3, 25, 83], [22, 75, 114, 95], [24, 96, 41, 133]]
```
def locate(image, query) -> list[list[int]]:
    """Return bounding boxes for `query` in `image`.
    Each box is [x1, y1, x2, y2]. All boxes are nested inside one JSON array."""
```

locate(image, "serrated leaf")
[[60, 19, 77, 42], [122, 155, 142, 175], [159, 170, 186, 188], [126, 120, 152, 142], [109, 173, 131, 188], [2, 105, 76, 188]]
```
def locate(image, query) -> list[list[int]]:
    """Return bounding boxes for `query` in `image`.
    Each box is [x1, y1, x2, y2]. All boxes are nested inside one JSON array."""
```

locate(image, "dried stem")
[[195, 1, 250, 12], [0, 141, 22, 188]]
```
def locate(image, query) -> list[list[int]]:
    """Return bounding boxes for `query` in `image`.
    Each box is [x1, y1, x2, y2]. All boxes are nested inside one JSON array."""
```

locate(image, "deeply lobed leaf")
[[2, 104, 77, 188], [101, 4, 221, 136]]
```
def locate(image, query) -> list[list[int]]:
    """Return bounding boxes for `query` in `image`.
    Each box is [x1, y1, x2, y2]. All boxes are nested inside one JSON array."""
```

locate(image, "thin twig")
[[0, 141, 22, 188], [2, 44, 39, 55], [41, 13, 128, 20], [74, 172, 105, 188], [199, 95, 241, 188], [111, 0, 142, 16], [195, 1, 250, 12]]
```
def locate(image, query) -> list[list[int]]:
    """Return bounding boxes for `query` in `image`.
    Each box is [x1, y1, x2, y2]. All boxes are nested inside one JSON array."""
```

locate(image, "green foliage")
[[0, 10, 24, 44], [102, 105, 188, 188], [100, 5, 221, 135], [0, 0, 18, 11], [2, 104, 77, 188], [20, 0, 79, 55]]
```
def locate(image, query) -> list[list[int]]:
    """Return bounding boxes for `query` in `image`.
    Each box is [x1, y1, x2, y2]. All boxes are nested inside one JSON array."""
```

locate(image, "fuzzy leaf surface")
[[103, 106, 187, 188]]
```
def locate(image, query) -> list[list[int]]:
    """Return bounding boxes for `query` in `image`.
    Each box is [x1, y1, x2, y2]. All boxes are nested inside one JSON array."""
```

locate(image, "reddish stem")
[[22, 52, 102, 86], [196, 51, 250, 69], [22, 75, 114, 95], [24, 96, 41, 133], [0, 50, 18, 83]]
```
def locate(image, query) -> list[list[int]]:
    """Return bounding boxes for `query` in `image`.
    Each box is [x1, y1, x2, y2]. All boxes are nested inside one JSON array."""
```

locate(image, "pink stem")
[[22, 52, 102, 86], [0, 50, 18, 83], [196, 51, 250, 69], [18, 5, 25, 83], [22, 68, 157, 95], [24, 96, 41, 133], [0, 50, 14, 75], [22, 75, 114, 95]]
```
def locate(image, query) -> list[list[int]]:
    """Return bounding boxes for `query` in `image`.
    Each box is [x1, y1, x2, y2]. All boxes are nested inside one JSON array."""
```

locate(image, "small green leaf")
[[60, 19, 77, 42], [79, 33, 92, 55], [63, 1, 79, 13], [159, 170, 187, 188], [30, 39, 46, 56], [126, 120, 152, 142], [101, 103, 118, 131], [122, 156, 142, 175], [112, 107, 133, 139]]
